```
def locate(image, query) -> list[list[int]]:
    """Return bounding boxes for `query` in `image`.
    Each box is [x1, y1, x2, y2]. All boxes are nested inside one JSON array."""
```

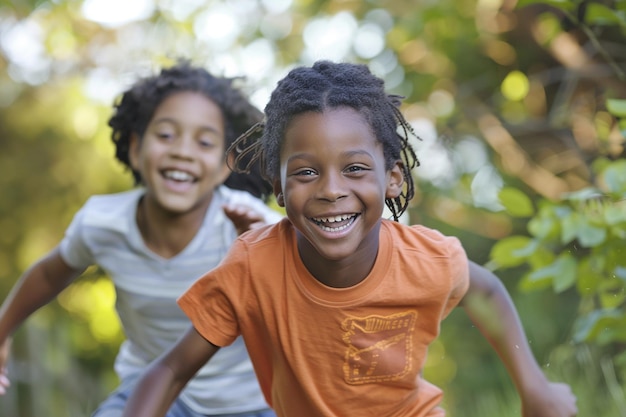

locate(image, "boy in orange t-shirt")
[[122, 61, 578, 417]]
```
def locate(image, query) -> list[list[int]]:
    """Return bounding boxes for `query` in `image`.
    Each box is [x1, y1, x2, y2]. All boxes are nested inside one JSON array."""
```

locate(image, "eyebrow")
[[153, 117, 222, 134], [286, 149, 375, 164]]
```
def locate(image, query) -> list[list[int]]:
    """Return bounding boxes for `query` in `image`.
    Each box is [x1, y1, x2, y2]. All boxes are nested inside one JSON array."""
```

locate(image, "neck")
[[135, 196, 211, 259], [296, 223, 381, 288]]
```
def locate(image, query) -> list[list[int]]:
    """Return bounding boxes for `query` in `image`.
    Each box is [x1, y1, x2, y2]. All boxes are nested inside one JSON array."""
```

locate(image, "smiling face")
[[129, 91, 230, 215], [274, 107, 403, 281]]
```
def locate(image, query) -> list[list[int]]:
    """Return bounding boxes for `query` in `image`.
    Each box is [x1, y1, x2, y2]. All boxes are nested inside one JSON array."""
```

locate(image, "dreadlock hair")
[[229, 60, 420, 221], [108, 60, 273, 201]]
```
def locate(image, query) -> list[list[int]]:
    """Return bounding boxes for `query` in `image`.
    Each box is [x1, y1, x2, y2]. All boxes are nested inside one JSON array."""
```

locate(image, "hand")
[[522, 381, 578, 417], [0, 338, 11, 395], [223, 204, 267, 235]]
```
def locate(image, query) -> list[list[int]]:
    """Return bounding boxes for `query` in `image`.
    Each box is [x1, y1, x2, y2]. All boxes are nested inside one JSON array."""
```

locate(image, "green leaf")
[[560, 211, 607, 247], [599, 278, 626, 309], [552, 253, 578, 293], [525, 262, 556, 283], [607, 98, 626, 118], [619, 119, 626, 137], [602, 160, 626, 193], [591, 157, 613, 174], [573, 309, 624, 343], [605, 203, 626, 225], [519, 270, 553, 292], [614, 351, 626, 369], [513, 238, 540, 258], [516, 0, 574, 11], [527, 215, 556, 240], [576, 257, 601, 295], [498, 187, 534, 217], [561, 211, 581, 244], [490, 235, 533, 268], [527, 204, 563, 241], [562, 187, 603, 201], [577, 223, 607, 247], [523, 253, 577, 293], [585, 4, 624, 26], [527, 246, 556, 269], [614, 266, 626, 282], [610, 224, 626, 239]]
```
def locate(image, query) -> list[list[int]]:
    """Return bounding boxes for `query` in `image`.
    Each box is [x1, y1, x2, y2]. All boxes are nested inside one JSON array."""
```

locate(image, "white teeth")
[[316, 214, 354, 223], [312, 214, 357, 232], [318, 216, 355, 232], [164, 170, 194, 182]]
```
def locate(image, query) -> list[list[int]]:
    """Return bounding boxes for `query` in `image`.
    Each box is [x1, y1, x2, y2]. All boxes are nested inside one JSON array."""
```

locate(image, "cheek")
[[358, 182, 388, 208], [280, 183, 298, 207], [138, 141, 166, 163], [133, 149, 153, 171], [202, 151, 227, 168]]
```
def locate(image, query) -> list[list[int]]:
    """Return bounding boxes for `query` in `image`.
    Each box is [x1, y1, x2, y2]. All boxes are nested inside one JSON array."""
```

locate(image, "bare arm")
[[460, 261, 577, 417], [0, 246, 85, 394], [122, 326, 220, 417]]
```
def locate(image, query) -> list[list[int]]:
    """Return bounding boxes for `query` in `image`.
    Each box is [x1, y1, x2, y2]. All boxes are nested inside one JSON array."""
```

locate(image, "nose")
[[170, 135, 195, 159], [317, 171, 347, 202]]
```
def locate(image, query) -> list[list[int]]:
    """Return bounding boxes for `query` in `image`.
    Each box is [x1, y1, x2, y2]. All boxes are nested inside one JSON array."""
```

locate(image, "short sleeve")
[[177, 238, 249, 347], [442, 236, 470, 317], [58, 206, 95, 269]]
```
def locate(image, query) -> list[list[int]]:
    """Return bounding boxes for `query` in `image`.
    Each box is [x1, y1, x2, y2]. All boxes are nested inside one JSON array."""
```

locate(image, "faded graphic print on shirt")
[[342, 311, 417, 384]]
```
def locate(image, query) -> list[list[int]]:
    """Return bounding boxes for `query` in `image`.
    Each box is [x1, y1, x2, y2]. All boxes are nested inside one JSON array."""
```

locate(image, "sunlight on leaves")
[[498, 187, 534, 217], [501, 70, 529, 101]]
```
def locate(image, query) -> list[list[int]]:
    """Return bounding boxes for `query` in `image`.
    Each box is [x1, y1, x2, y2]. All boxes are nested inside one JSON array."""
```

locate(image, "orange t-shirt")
[[178, 218, 469, 417]]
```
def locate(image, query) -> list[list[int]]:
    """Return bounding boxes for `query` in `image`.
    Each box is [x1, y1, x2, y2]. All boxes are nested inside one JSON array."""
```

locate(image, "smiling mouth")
[[311, 213, 359, 232], [162, 169, 197, 183]]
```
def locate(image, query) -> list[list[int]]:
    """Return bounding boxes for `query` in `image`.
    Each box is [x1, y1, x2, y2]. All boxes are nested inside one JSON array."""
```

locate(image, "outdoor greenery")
[[0, 0, 624, 416]]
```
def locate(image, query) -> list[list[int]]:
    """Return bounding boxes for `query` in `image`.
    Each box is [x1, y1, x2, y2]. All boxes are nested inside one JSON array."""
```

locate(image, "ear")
[[273, 179, 285, 207], [385, 160, 405, 199], [128, 133, 141, 170]]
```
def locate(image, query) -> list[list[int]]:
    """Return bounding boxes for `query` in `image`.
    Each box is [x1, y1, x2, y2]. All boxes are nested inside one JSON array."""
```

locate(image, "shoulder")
[[223, 218, 291, 262], [238, 217, 290, 247], [382, 220, 470, 300], [200, 220, 290, 283], [76, 189, 142, 231], [382, 220, 466, 258], [83, 188, 142, 209]]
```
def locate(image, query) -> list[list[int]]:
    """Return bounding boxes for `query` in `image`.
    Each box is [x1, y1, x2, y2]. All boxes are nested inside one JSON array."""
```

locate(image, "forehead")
[[152, 91, 224, 125], [282, 107, 378, 152]]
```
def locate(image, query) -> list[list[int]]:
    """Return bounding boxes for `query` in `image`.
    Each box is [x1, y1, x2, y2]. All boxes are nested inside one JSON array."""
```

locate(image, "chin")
[[159, 201, 196, 214]]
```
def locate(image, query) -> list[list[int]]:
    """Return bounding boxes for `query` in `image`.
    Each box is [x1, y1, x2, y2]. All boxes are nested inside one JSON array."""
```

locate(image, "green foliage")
[[498, 187, 535, 217], [608, 98, 626, 138], [517, 0, 626, 27], [607, 99, 626, 118], [516, 0, 574, 12], [2, 0, 625, 414], [585, 3, 626, 27], [491, 159, 626, 357]]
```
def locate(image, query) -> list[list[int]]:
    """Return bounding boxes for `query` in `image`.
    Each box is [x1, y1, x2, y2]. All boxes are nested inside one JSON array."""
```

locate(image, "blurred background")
[[0, 0, 625, 415]]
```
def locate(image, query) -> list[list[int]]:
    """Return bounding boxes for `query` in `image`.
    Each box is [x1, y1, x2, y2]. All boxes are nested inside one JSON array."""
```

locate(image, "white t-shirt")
[[59, 186, 282, 414]]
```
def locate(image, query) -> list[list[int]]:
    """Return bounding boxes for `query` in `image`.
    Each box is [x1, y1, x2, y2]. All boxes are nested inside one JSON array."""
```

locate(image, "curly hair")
[[229, 60, 419, 220], [108, 60, 272, 200]]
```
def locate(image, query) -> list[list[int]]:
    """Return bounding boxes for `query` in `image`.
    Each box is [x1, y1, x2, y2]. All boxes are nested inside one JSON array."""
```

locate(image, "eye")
[[295, 168, 317, 177], [155, 130, 174, 140], [198, 138, 216, 148], [197, 132, 222, 149], [345, 164, 368, 174]]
